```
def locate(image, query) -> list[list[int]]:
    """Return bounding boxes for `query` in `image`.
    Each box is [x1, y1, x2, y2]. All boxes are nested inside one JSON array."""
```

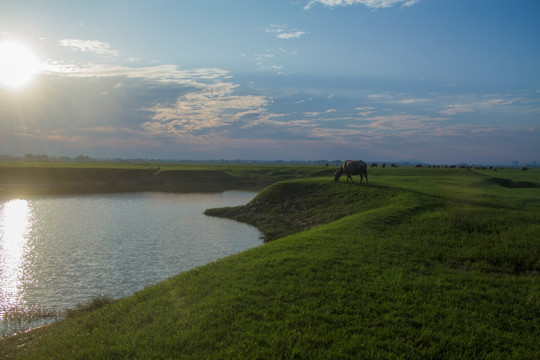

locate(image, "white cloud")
[[304, 0, 420, 9], [396, 98, 430, 104], [304, 109, 337, 117], [265, 24, 307, 39], [34, 54, 271, 139], [143, 82, 268, 136], [43, 62, 231, 86], [59, 39, 120, 57], [265, 25, 288, 34], [356, 106, 376, 116], [278, 31, 306, 39], [439, 97, 515, 116]]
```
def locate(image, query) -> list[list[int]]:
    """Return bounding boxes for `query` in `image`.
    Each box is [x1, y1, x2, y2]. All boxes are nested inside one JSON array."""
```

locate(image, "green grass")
[[0, 166, 538, 359], [205, 177, 397, 241]]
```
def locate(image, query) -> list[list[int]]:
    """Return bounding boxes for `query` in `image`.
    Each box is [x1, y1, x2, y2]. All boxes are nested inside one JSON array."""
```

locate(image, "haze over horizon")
[[1, 1, 539, 164]]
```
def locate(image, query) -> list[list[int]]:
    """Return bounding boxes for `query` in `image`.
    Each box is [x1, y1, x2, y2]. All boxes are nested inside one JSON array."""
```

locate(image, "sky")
[[0, 0, 539, 164]]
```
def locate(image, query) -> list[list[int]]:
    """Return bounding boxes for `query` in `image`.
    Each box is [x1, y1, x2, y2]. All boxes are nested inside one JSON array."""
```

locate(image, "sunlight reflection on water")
[[0, 200, 32, 316]]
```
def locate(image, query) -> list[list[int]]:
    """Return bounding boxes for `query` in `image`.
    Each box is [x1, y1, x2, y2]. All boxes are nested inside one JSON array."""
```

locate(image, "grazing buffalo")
[[334, 160, 368, 184], [522, 166, 528, 171], [391, 163, 397, 168]]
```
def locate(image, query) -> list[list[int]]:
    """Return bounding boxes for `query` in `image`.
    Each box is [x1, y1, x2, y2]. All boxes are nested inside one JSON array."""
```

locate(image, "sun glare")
[[0, 42, 39, 88], [0, 199, 32, 310]]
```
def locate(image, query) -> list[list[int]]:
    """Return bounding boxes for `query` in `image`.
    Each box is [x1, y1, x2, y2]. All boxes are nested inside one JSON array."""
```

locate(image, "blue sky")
[[1, 0, 539, 163]]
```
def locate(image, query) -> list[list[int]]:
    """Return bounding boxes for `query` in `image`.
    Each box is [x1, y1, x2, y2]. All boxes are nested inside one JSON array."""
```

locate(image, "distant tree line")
[[0, 153, 94, 163], [0, 154, 537, 168]]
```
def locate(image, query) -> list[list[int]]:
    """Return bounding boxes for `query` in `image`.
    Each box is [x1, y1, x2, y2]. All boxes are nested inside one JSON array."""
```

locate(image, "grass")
[[205, 177, 397, 241], [0, 162, 335, 196], [64, 295, 116, 319], [0, 166, 538, 359]]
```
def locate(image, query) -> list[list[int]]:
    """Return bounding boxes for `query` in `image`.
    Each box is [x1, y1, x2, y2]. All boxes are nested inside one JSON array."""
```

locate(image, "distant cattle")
[[415, 164, 423, 168], [334, 160, 368, 184], [381, 163, 386, 168], [522, 166, 528, 171], [370, 163, 378, 168], [391, 163, 397, 168]]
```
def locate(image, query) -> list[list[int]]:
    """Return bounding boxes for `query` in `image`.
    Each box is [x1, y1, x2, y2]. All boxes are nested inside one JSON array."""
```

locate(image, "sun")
[[0, 42, 39, 88]]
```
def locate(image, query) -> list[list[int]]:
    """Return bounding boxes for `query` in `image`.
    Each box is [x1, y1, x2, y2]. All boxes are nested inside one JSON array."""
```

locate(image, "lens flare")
[[0, 42, 39, 88]]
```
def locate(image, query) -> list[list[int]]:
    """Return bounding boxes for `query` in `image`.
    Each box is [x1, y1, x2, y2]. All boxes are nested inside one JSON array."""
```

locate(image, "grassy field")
[[0, 165, 538, 359], [0, 162, 335, 195]]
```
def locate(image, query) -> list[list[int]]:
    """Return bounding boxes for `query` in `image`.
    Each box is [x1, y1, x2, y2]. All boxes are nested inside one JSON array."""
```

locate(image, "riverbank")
[[0, 166, 538, 358], [0, 163, 334, 196]]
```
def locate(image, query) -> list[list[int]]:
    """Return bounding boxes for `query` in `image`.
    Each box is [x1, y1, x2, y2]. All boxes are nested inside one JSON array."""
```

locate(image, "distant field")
[[0, 162, 335, 195], [0, 165, 538, 359]]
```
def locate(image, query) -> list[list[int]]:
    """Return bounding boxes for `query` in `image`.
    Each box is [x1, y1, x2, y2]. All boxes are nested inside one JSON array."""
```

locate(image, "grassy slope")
[[1, 167, 539, 359]]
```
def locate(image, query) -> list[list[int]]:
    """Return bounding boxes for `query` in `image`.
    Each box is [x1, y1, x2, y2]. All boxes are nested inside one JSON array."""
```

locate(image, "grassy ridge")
[[0, 167, 538, 358], [205, 178, 398, 241]]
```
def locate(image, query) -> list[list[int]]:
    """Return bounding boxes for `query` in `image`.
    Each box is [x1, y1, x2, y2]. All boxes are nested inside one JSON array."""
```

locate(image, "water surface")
[[0, 191, 260, 336]]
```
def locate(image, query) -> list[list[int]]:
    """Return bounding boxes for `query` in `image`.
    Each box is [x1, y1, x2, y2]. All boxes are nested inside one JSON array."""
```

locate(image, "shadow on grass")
[[64, 295, 115, 319], [484, 177, 539, 189]]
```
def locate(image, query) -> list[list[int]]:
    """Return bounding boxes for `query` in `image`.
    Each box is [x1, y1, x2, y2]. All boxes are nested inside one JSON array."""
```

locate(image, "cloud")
[[439, 97, 515, 116], [265, 24, 307, 39], [363, 114, 448, 131], [304, 109, 337, 117], [43, 62, 231, 86], [396, 98, 430, 104], [59, 39, 120, 57], [254, 48, 296, 74], [265, 24, 288, 34], [142, 82, 268, 136], [9, 32, 538, 162], [367, 93, 391, 99], [304, 0, 420, 10], [356, 106, 376, 116], [278, 31, 306, 39], [5, 40, 272, 148], [367, 93, 430, 105], [439, 104, 473, 116]]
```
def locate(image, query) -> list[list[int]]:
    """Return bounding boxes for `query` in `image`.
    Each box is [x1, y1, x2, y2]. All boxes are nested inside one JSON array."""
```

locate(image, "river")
[[0, 191, 261, 337]]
